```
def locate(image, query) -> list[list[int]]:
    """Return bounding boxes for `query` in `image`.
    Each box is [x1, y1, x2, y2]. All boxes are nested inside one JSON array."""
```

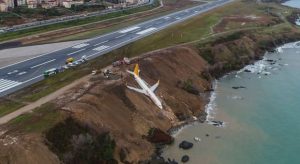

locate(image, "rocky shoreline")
[[146, 31, 300, 164], [2, 10, 300, 163]]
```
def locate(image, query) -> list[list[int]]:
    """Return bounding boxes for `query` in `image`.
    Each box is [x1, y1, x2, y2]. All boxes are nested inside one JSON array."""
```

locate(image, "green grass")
[[104, 0, 293, 58], [102, 11, 221, 58], [1, 1, 224, 110], [0, 100, 25, 117], [13, 49, 125, 102], [18, 67, 91, 102], [48, 10, 168, 42], [9, 103, 62, 133], [7, 1, 268, 103], [0, 0, 160, 42], [2, 0, 296, 128]]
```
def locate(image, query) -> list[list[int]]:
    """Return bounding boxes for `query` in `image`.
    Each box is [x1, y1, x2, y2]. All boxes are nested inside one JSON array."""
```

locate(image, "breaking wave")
[[237, 57, 268, 74], [205, 80, 218, 122]]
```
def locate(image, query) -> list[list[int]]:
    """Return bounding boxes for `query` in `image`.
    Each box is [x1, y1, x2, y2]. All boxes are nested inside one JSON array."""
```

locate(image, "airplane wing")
[[127, 85, 147, 95], [150, 80, 159, 92]]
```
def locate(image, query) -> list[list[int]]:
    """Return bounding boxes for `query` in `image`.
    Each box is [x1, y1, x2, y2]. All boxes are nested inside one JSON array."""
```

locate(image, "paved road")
[[0, 0, 232, 97], [0, 0, 152, 34]]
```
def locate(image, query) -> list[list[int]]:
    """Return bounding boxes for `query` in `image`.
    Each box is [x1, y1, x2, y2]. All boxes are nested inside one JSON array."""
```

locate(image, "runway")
[[0, 0, 232, 97]]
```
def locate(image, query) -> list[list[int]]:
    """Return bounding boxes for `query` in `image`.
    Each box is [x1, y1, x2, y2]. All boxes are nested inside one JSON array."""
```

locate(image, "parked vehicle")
[[43, 68, 59, 77], [66, 57, 74, 64]]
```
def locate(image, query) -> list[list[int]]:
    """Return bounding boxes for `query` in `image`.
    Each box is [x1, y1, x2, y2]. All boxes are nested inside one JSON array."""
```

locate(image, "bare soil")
[[0, 46, 211, 163], [213, 15, 281, 33], [58, 46, 211, 162]]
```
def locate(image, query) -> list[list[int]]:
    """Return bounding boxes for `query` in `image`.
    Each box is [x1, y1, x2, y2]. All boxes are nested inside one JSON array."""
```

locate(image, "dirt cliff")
[[2, 30, 300, 163], [57, 46, 211, 163]]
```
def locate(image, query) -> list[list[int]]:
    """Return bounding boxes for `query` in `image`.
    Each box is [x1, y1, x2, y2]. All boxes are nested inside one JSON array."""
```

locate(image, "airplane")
[[127, 64, 163, 109]]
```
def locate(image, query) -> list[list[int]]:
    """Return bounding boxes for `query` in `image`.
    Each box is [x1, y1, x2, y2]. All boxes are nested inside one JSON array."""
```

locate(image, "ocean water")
[[282, 0, 300, 8], [162, 42, 300, 163]]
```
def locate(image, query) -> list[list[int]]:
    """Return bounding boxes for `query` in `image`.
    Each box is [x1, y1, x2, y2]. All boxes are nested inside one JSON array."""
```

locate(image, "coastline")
[[157, 35, 300, 163], [281, 0, 300, 9], [2, 1, 300, 162], [160, 43, 298, 163]]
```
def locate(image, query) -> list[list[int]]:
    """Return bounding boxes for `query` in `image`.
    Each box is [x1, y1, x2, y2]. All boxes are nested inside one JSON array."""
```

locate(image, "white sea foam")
[[237, 57, 268, 74], [170, 123, 194, 137], [205, 80, 218, 122], [169, 81, 220, 137], [277, 47, 283, 53], [206, 120, 226, 127], [231, 95, 244, 100]]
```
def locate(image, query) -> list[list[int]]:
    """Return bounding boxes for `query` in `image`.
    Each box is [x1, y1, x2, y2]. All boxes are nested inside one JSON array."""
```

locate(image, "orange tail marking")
[[134, 64, 139, 76]]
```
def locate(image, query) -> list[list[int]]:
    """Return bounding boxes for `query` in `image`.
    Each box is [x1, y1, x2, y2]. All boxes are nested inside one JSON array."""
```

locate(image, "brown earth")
[[59, 46, 211, 162], [0, 46, 211, 164], [213, 15, 282, 33], [2, 28, 300, 163], [0, 133, 60, 164]]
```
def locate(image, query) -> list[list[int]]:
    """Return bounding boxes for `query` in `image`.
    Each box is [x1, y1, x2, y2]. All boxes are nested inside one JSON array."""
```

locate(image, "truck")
[[66, 57, 74, 64], [43, 68, 59, 77]]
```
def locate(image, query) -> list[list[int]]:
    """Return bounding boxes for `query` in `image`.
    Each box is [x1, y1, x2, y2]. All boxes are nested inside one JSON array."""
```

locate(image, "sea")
[[282, 0, 300, 9], [162, 42, 300, 163]]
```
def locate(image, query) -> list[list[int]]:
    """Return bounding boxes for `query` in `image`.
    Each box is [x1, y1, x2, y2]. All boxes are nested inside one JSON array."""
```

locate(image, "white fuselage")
[[133, 74, 163, 109]]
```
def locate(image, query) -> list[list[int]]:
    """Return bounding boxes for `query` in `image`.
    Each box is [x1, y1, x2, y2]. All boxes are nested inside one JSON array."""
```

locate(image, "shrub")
[[45, 117, 116, 163], [180, 79, 199, 95]]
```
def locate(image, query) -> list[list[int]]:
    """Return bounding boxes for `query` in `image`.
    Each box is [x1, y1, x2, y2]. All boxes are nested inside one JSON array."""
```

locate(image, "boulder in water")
[[179, 141, 193, 150], [167, 158, 179, 164], [181, 155, 190, 163], [210, 120, 224, 127], [232, 86, 246, 89]]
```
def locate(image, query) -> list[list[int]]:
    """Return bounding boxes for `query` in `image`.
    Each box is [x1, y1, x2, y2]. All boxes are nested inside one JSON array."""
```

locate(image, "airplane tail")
[[134, 64, 139, 77]]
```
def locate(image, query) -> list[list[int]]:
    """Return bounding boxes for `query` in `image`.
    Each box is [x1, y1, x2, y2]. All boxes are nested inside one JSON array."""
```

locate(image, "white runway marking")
[[115, 34, 126, 39], [93, 45, 110, 51], [66, 49, 86, 56], [164, 17, 170, 19], [72, 43, 89, 49], [17, 71, 27, 75], [0, 79, 22, 93], [30, 59, 56, 69], [94, 40, 108, 46], [136, 27, 157, 35], [176, 17, 181, 20], [119, 26, 140, 33], [7, 70, 19, 75]]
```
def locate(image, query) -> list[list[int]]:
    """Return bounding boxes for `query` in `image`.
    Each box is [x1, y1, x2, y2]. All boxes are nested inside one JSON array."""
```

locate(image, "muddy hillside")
[[53, 46, 211, 163], [2, 30, 300, 163], [0, 46, 212, 164]]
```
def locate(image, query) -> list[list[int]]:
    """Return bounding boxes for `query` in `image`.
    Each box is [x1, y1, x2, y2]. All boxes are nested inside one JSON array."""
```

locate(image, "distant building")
[[0, 0, 14, 12], [6, 0, 14, 6], [62, 0, 83, 8], [41, 0, 58, 8], [17, 0, 26, 5], [0, 0, 8, 12], [27, 0, 38, 8]]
